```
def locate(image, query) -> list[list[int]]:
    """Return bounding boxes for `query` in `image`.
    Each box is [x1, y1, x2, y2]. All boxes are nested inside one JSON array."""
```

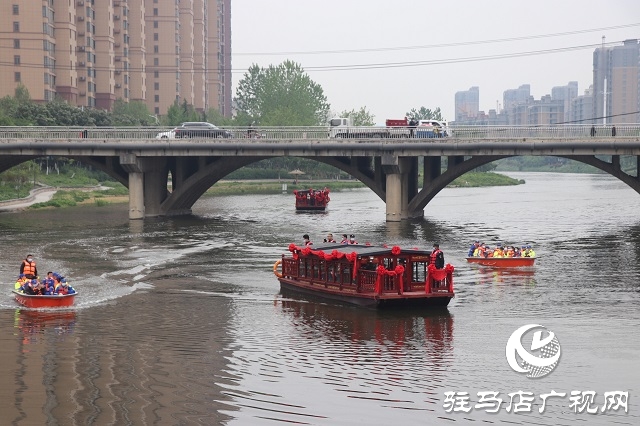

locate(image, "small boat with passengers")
[[12, 290, 78, 308], [273, 243, 454, 308], [466, 256, 535, 268], [294, 188, 330, 211]]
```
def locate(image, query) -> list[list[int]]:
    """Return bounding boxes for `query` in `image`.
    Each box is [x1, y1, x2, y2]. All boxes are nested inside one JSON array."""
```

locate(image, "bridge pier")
[[128, 172, 145, 219], [382, 155, 423, 221], [120, 154, 145, 220], [141, 158, 168, 217]]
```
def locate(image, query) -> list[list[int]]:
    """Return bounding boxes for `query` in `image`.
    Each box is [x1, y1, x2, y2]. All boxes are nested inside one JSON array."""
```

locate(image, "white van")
[[415, 120, 450, 138]]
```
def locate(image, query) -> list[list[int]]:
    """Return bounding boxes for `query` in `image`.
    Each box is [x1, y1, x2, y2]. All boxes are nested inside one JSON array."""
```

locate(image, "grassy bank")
[[23, 173, 521, 210], [204, 180, 364, 196], [450, 172, 524, 187]]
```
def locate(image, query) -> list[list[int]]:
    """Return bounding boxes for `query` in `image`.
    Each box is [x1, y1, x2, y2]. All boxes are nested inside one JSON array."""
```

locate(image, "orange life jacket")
[[22, 260, 36, 277]]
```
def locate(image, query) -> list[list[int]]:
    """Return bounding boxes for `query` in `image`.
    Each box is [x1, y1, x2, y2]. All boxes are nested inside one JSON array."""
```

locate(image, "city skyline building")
[[0, 0, 231, 117], [593, 38, 639, 125], [551, 81, 578, 123], [454, 86, 479, 122]]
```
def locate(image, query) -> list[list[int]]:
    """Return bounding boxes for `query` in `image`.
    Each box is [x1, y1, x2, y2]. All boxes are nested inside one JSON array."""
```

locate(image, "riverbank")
[[2, 172, 523, 211]]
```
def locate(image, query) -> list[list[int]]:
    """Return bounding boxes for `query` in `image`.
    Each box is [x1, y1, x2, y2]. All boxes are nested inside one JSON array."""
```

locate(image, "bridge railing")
[[0, 125, 638, 141]]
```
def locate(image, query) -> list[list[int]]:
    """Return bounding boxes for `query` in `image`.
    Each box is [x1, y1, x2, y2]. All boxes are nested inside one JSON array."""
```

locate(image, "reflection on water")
[[471, 266, 537, 286], [0, 173, 639, 425], [219, 295, 454, 424], [279, 293, 453, 360], [14, 309, 77, 343]]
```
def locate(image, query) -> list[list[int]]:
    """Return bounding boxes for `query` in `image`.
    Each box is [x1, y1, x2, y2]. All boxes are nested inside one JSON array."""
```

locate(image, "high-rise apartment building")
[[593, 39, 640, 125], [0, 0, 231, 116], [551, 81, 578, 123], [454, 86, 479, 122], [570, 85, 595, 124]]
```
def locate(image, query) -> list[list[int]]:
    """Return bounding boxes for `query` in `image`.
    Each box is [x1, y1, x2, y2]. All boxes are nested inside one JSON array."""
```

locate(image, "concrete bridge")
[[1, 125, 639, 221]]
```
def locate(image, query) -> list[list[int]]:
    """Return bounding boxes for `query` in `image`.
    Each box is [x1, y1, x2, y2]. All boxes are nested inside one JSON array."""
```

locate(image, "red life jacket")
[[430, 249, 442, 265]]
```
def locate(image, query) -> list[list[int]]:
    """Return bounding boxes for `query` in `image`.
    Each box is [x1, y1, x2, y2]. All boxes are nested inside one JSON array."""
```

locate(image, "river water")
[[0, 172, 638, 425]]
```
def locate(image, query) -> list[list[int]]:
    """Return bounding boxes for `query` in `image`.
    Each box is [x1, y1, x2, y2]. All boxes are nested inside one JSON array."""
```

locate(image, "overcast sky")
[[231, 0, 639, 124]]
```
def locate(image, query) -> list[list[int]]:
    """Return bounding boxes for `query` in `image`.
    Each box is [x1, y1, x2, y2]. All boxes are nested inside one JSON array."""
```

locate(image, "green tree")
[[235, 60, 330, 126], [165, 100, 202, 126], [112, 100, 155, 126], [338, 106, 376, 126], [406, 106, 444, 121], [205, 108, 235, 126]]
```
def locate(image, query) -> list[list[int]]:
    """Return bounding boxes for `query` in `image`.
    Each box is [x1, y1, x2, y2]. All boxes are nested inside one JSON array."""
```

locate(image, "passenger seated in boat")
[[54, 279, 76, 295], [468, 241, 479, 257], [361, 257, 377, 271], [473, 243, 486, 257], [348, 234, 358, 244], [340, 234, 349, 244], [14, 274, 28, 292], [42, 278, 56, 295], [492, 245, 504, 258], [323, 233, 336, 243], [504, 246, 515, 257], [303, 234, 313, 246], [522, 245, 536, 257], [23, 279, 42, 295]]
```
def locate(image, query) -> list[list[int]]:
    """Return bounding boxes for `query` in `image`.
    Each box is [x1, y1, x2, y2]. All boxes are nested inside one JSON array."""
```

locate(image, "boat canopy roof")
[[308, 243, 432, 257]]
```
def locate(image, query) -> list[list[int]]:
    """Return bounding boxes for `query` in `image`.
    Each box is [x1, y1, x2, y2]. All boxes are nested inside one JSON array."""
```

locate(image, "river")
[[0, 172, 638, 425]]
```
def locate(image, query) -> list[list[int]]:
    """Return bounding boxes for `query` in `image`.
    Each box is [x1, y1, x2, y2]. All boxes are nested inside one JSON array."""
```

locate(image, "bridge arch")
[[408, 154, 640, 214]]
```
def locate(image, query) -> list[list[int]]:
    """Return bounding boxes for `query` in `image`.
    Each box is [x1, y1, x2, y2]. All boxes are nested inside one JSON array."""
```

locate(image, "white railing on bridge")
[[0, 125, 638, 141]]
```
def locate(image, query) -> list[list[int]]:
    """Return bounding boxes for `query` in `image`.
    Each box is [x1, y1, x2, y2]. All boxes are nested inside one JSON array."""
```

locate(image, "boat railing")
[[358, 270, 378, 293], [426, 267, 454, 294]]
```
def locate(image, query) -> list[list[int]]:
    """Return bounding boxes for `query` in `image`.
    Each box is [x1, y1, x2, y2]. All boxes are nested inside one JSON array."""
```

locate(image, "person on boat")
[[323, 233, 336, 243], [473, 243, 485, 257], [340, 234, 349, 244], [430, 243, 445, 269], [468, 241, 479, 257], [303, 234, 313, 246], [54, 279, 76, 295], [349, 234, 358, 244], [20, 254, 38, 279], [504, 246, 515, 257], [522, 245, 536, 257], [42, 278, 55, 295], [14, 274, 28, 291], [23, 279, 42, 295], [485, 246, 492, 257], [492, 245, 504, 258]]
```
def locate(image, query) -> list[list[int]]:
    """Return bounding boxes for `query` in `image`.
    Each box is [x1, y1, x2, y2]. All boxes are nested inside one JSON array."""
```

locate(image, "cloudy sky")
[[231, 0, 639, 124]]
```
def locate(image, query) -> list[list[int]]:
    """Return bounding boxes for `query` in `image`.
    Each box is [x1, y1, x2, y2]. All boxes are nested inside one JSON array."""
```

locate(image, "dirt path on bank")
[[0, 188, 59, 212]]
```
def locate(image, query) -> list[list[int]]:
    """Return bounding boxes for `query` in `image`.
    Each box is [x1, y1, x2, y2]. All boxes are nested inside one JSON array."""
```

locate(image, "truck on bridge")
[[329, 117, 449, 138]]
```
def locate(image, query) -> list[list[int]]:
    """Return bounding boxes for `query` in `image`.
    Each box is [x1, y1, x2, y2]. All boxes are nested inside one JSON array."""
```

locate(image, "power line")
[[233, 23, 640, 56], [557, 110, 640, 124], [1, 38, 630, 75]]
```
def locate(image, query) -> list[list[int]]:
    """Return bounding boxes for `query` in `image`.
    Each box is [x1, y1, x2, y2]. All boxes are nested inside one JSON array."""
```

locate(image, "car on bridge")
[[173, 122, 233, 139], [155, 128, 177, 139]]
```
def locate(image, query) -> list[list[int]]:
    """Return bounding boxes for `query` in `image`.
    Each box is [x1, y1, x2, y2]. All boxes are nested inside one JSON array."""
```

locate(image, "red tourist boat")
[[12, 290, 78, 308], [294, 188, 330, 211], [466, 256, 536, 267], [274, 243, 454, 308]]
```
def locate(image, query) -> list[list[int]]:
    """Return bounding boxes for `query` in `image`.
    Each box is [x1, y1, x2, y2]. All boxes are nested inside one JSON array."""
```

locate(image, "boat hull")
[[279, 278, 452, 309], [12, 290, 77, 308], [466, 257, 535, 267], [295, 206, 327, 211]]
